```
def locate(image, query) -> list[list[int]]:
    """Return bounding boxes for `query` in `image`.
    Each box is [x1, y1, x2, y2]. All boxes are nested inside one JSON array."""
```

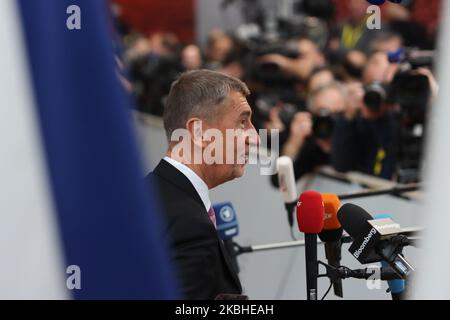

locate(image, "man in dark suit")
[[147, 70, 259, 299]]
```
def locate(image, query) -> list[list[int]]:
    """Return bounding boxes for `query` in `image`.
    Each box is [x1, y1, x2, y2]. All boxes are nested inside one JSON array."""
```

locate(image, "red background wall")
[[334, 0, 442, 35], [113, 0, 195, 42], [112, 0, 441, 43]]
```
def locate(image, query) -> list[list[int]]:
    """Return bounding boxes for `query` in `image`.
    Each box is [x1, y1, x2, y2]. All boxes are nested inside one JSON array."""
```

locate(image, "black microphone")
[[337, 203, 414, 279], [297, 191, 324, 300], [335, 266, 404, 281]]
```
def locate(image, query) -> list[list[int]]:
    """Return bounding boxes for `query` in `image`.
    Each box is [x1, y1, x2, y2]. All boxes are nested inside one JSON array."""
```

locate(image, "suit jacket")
[[146, 160, 242, 299]]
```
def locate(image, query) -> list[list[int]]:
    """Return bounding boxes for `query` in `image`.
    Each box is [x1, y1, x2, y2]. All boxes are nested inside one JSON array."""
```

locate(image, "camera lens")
[[313, 110, 334, 139], [364, 83, 387, 112]]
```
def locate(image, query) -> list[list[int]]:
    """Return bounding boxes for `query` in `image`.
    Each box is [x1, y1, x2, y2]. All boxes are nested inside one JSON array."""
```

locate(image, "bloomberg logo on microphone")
[[353, 228, 377, 259], [365, 0, 404, 30]]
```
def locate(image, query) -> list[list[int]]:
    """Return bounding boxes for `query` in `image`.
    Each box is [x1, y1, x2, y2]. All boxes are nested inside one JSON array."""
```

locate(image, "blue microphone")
[[213, 202, 240, 273], [213, 202, 239, 240], [374, 214, 406, 300]]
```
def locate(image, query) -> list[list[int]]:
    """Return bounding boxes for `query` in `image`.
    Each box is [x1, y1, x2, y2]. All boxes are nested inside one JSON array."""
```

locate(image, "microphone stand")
[[337, 183, 421, 200], [233, 237, 354, 255], [233, 232, 421, 256], [318, 261, 409, 300], [318, 261, 405, 281]]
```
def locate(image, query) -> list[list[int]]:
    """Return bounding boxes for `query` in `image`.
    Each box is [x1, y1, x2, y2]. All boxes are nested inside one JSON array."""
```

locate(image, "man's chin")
[[233, 164, 246, 178]]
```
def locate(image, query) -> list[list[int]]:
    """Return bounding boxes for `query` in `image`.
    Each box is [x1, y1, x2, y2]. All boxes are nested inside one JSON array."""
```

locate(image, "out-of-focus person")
[[307, 67, 335, 93], [371, 32, 403, 53], [181, 44, 203, 71], [336, 49, 367, 83], [205, 30, 235, 70], [331, 51, 399, 179], [219, 51, 245, 79], [328, 0, 381, 55], [259, 37, 325, 81], [271, 82, 346, 187]]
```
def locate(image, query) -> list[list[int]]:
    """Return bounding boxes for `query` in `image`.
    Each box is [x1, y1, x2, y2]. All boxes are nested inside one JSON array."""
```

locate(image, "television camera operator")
[[270, 82, 346, 187], [331, 48, 438, 182]]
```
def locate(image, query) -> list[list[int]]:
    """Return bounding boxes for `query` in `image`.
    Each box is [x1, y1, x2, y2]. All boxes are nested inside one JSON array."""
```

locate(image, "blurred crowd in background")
[[111, 0, 441, 185]]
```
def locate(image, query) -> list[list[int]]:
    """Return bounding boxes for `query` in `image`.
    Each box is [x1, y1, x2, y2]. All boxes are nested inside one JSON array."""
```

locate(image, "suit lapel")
[[218, 238, 243, 292], [153, 159, 242, 292], [153, 160, 204, 207]]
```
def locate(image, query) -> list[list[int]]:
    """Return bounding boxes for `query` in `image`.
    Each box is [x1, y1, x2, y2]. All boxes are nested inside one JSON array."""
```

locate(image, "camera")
[[363, 82, 389, 112], [312, 109, 335, 140], [129, 54, 182, 116], [244, 40, 300, 87], [254, 94, 334, 140], [362, 48, 434, 183], [363, 48, 434, 113]]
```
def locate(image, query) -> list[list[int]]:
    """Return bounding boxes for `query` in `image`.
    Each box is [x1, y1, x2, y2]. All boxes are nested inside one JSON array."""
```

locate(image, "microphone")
[[297, 191, 324, 300], [374, 214, 406, 300], [318, 194, 344, 298], [277, 156, 297, 227], [337, 203, 414, 279], [331, 266, 404, 281], [213, 202, 240, 274]]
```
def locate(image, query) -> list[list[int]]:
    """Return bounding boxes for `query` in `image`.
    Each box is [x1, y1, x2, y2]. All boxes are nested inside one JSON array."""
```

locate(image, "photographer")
[[128, 32, 183, 116], [258, 37, 325, 82], [307, 67, 335, 93], [271, 82, 346, 187], [331, 51, 399, 179], [181, 44, 203, 71], [328, 0, 381, 55], [332, 46, 437, 182]]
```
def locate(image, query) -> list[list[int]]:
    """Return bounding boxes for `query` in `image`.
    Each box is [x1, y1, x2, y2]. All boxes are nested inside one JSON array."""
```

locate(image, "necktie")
[[208, 206, 217, 229]]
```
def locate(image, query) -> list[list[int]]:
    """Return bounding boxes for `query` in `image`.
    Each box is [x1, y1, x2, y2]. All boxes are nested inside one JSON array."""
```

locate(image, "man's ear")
[[186, 117, 205, 148]]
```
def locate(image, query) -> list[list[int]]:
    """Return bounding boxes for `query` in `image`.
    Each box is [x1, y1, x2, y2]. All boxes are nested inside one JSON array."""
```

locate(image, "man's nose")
[[246, 124, 260, 146]]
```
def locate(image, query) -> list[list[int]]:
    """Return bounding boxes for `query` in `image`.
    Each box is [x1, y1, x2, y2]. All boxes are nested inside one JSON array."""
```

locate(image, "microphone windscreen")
[[297, 191, 324, 234], [276, 156, 297, 203], [337, 203, 373, 238], [321, 193, 341, 230]]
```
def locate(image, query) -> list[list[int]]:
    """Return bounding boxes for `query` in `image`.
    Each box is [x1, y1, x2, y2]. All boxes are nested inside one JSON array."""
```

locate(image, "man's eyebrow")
[[239, 110, 252, 118]]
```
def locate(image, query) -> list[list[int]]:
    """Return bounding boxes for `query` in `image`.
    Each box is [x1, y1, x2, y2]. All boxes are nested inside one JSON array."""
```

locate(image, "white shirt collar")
[[163, 156, 211, 211]]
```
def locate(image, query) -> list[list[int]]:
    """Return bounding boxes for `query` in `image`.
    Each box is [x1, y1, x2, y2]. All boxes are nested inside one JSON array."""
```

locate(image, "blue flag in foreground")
[[17, 0, 177, 299]]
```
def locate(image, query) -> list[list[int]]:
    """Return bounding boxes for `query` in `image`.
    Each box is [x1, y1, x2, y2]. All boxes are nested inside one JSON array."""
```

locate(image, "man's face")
[[204, 91, 258, 187], [363, 52, 390, 84], [348, 0, 368, 23], [311, 88, 346, 115], [181, 45, 202, 70], [208, 36, 233, 63], [308, 70, 334, 92], [296, 40, 324, 80]]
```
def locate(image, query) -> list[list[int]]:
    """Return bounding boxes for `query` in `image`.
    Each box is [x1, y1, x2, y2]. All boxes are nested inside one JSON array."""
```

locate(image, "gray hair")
[[307, 81, 346, 111], [163, 69, 250, 141]]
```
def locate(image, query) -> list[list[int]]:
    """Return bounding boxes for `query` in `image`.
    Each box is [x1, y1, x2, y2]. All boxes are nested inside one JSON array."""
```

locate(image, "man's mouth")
[[238, 153, 249, 164]]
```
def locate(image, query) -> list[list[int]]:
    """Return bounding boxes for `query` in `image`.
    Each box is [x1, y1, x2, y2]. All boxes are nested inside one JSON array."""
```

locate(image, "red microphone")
[[297, 191, 324, 233], [296, 190, 324, 300]]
